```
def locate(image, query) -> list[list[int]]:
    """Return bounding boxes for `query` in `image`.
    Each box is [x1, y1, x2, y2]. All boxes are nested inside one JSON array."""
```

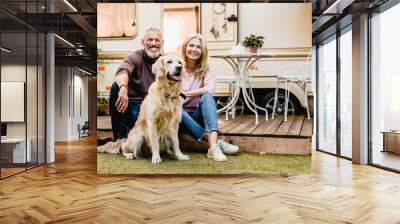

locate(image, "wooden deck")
[[217, 115, 313, 155], [97, 115, 313, 155], [218, 115, 313, 138]]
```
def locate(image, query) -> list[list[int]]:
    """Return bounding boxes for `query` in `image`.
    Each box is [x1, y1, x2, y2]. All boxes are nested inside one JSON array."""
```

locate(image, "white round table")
[[211, 52, 309, 125]]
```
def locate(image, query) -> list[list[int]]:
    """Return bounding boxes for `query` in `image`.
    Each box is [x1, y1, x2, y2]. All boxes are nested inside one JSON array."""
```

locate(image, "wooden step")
[[221, 135, 311, 155], [179, 134, 311, 155]]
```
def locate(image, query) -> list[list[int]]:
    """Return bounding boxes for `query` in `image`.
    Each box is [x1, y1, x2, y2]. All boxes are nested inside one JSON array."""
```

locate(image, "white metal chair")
[[272, 51, 312, 121], [215, 77, 244, 120]]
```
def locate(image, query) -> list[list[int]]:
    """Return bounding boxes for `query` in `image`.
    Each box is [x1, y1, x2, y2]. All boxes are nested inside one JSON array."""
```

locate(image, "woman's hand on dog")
[[116, 86, 129, 113]]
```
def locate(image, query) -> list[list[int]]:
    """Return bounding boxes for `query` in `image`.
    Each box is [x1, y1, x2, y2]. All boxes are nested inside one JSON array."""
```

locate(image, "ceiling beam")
[[55, 55, 96, 71], [66, 13, 97, 38], [322, 0, 356, 15]]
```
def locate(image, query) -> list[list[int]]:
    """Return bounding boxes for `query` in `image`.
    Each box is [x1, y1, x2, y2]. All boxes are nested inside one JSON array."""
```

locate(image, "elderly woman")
[[180, 34, 239, 162]]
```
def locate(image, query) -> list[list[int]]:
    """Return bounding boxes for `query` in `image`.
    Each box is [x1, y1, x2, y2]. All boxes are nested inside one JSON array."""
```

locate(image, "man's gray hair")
[[144, 27, 162, 37]]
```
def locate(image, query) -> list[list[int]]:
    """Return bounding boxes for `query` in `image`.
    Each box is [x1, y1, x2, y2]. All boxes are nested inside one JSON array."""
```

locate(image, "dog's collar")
[[180, 93, 187, 99], [164, 92, 179, 99]]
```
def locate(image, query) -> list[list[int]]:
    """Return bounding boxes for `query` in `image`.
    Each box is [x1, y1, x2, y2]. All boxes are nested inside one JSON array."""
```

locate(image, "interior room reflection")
[[0, 7, 46, 179], [371, 2, 400, 171]]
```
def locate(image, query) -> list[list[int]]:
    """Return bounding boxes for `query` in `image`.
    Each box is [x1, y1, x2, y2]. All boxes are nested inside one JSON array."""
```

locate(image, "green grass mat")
[[97, 151, 311, 174]]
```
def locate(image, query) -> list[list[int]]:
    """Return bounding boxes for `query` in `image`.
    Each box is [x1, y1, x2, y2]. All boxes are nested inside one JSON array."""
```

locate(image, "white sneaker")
[[218, 140, 239, 155], [207, 144, 227, 162]]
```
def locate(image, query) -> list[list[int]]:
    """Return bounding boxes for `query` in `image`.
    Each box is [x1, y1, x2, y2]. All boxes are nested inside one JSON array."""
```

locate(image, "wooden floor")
[[373, 151, 400, 171], [1, 163, 44, 178], [1, 167, 26, 178], [1, 136, 400, 223]]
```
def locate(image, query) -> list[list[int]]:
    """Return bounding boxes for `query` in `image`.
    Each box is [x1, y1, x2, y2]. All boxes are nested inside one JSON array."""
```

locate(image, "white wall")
[[1, 63, 46, 163], [1, 65, 36, 137], [55, 66, 69, 141], [72, 73, 89, 138], [1, 65, 26, 139], [239, 4, 311, 49], [236, 3, 311, 78], [54, 67, 89, 141]]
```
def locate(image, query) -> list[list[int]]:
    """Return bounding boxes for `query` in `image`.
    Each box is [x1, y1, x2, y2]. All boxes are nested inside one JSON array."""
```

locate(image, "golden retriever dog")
[[121, 55, 189, 164], [97, 138, 125, 154]]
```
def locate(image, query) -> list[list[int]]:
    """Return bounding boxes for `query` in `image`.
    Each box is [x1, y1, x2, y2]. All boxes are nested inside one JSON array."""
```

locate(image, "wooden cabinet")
[[382, 132, 400, 154]]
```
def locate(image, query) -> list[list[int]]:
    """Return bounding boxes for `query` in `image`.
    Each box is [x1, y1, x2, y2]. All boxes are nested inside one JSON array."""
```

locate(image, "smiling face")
[[164, 56, 183, 82], [152, 55, 183, 82], [185, 38, 202, 62], [142, 30, 163, 59]]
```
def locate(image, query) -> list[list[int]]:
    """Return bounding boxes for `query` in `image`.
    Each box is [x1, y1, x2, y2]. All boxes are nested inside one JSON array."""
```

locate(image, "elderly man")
[[109, 27, 163, 140]]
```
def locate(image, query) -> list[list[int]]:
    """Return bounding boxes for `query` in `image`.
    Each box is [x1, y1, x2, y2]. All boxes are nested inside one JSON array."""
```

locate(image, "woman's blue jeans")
[[181, 93, 219, 141]]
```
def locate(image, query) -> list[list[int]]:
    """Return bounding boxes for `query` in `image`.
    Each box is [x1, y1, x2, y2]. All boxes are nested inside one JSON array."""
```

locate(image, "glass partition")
[[0, 18, 28, 178], [27, 30, 38, 169], [339, 27, 352, 158], [317, 35, 337, 155], [0, 0, 46, 179], [370, 3, 400, 171], [38, 32, 46, 165]]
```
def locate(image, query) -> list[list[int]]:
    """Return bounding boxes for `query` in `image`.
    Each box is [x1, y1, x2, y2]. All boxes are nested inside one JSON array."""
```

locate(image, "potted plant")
[[97, 48, 106, 72], [241, 34, 265, 53]]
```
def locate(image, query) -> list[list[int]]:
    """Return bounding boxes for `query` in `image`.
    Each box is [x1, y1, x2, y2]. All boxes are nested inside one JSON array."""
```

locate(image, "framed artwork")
[[97, 3, 137, 38], [201, 3, 238, 50]]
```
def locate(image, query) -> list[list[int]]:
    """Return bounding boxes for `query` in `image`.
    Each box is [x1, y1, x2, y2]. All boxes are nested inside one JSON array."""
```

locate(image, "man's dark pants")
[[109, 82, 140, 141]]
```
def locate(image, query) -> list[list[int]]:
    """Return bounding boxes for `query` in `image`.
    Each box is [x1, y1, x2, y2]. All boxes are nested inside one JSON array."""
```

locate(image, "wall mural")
[[96, 3, 312, 175]]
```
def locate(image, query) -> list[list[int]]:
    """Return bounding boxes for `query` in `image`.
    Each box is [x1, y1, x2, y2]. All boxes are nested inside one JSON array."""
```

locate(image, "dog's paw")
[[151, 155, 162, 164], [166, 148, 175, 156], [133, 150, 141, 159], [123, 153, 135, 160], [97, 141, 117, 153], [109, 146, 120, 154], [177, 154, 190, 161]]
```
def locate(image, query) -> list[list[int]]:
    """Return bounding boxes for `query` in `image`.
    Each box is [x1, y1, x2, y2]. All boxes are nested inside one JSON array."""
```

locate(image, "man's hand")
[[115, 86, 129, 113]]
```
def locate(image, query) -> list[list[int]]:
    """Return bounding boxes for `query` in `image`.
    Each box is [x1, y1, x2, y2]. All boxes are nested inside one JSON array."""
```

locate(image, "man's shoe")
[[207, 144, 227, 162], [218, 140, 239, 155]]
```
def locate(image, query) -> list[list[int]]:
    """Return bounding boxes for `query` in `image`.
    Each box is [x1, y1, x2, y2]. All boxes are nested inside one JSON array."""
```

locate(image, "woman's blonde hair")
[[181, 34, 209, 78]]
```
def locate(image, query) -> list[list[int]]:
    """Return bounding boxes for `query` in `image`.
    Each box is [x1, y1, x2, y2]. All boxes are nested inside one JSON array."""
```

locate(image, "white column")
[[312, 45, 317, 150], [45, 0, 55, 163], [46, 33, 55, 163], [352, 14, 369, 164]]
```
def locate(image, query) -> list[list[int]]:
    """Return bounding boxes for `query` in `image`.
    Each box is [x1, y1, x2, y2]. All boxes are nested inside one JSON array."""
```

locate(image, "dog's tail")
[[121, 132, 144, 155], [97, 138, 126, 154]]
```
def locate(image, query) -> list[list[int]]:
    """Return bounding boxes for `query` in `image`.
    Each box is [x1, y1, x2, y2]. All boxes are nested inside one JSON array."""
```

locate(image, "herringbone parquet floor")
[[1, 135, 400, 223]]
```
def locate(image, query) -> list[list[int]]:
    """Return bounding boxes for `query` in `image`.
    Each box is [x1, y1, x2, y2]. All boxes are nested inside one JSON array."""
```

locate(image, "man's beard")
[[144, 48, 160, 59]]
